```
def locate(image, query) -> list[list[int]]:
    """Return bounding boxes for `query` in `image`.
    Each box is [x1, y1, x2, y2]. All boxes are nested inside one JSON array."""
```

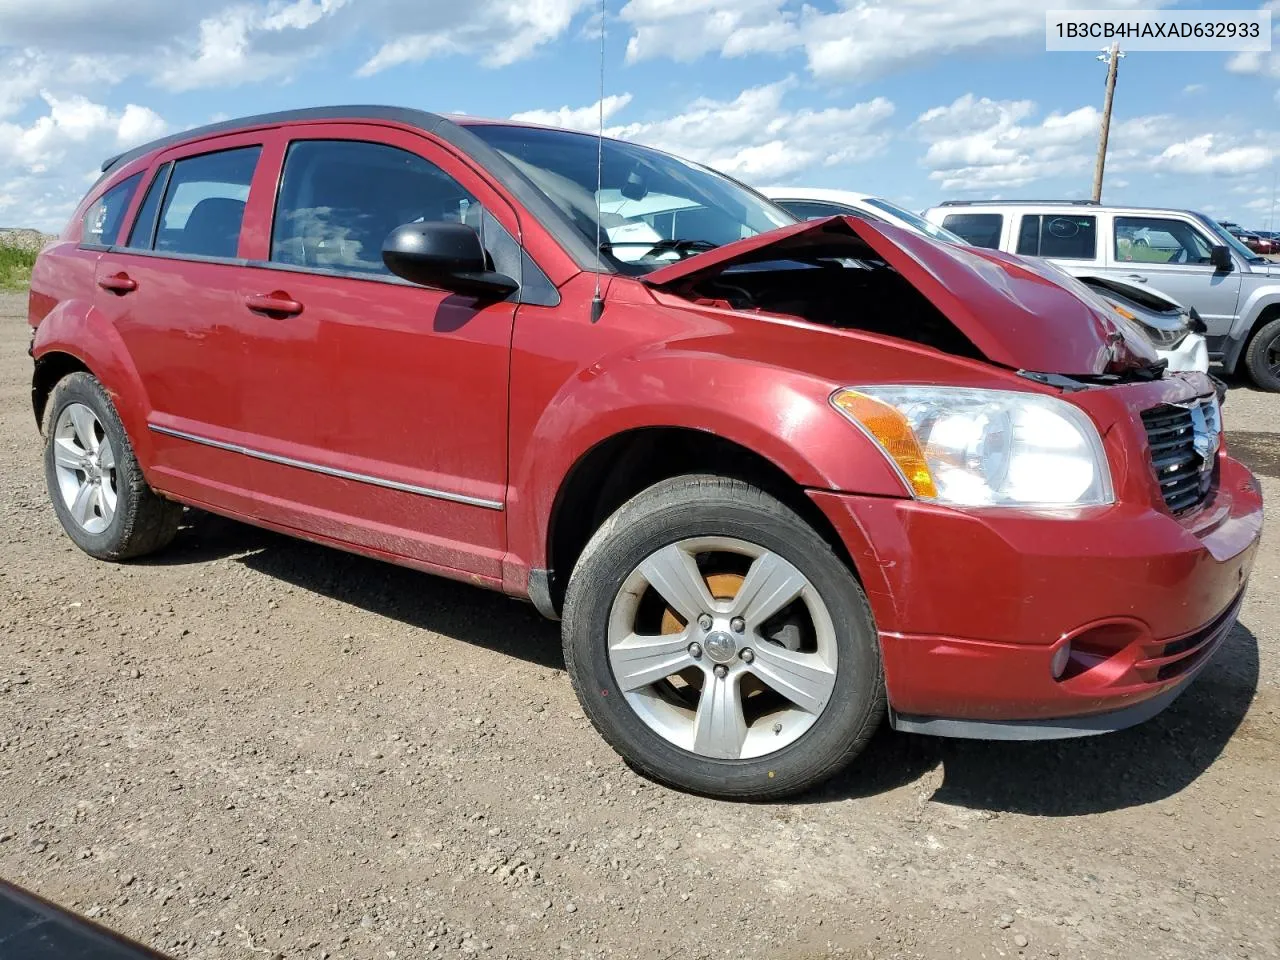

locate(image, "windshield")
[[465, 124, 793, 274], [1194, 212, 1266, 264], [863, 197, 967, 244]]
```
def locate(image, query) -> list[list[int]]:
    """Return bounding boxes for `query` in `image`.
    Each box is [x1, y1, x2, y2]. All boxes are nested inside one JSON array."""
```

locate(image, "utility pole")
[[1091, 42, 1124, 203]]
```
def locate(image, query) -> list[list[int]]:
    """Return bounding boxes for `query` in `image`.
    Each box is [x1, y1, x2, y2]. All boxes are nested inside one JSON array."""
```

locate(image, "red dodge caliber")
[[28, 107, 1264, 799]]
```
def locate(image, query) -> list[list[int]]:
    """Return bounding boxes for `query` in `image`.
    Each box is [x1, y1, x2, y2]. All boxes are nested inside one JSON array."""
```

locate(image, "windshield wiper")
[[599, 238, 720, 259]]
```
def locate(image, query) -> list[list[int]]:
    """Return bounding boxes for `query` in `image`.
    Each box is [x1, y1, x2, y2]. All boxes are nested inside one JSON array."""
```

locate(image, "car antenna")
[[590, 0, 607, 324]]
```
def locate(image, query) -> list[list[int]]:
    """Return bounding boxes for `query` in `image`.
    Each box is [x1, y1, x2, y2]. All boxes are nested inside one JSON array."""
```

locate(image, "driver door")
[[1106, 214, 1242, 339], [231, 124, 523, 580]]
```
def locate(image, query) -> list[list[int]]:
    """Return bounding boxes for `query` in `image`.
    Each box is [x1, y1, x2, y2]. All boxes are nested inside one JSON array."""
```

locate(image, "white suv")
[[921, 201, 1280, 390]]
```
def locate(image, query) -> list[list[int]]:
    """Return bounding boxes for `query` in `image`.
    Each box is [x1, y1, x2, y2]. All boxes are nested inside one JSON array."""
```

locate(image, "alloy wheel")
[[606, 536, 839, 760], [51, 402, 118, 535]]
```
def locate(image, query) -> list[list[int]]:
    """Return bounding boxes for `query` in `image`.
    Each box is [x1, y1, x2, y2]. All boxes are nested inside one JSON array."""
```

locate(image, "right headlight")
[[831, 385, 1114, 509]]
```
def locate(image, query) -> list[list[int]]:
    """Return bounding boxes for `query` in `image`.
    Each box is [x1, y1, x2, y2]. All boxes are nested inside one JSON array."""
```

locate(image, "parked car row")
[[27, 108, 1263, 799], [1219, 220, 1278, 256]]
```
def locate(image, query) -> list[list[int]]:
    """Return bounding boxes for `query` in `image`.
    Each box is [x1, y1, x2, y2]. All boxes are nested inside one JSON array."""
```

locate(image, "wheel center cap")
[[703, 631, 738, 664]]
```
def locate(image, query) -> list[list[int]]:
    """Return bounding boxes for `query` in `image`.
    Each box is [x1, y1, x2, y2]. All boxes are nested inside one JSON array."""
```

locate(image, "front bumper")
[[809, 454, 1263, 738]]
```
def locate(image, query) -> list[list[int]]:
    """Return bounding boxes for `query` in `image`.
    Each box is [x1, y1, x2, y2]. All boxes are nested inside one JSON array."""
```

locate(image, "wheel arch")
[[30, 301, 153, 459], [542, 426, 866, 617], [1226, 298, 1280, 374], [32, 350, 93, 428]]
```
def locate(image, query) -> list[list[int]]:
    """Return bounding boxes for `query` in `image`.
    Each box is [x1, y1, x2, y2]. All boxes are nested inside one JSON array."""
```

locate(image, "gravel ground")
[[1, 289, 1277, 960]]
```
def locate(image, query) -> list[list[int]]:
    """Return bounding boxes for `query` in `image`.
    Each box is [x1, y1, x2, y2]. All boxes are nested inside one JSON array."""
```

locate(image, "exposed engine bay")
[[669, 255, 985, 360]]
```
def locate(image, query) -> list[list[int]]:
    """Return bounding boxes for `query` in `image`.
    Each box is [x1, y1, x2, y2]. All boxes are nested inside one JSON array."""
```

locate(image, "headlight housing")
[[831, 386, 1114, 508]]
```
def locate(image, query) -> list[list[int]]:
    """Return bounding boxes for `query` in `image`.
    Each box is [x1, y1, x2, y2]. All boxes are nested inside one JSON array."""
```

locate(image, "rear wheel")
[[42, 372, 183, 560], [562, 475, 884, 800], [1243, 317, 1280, 392]]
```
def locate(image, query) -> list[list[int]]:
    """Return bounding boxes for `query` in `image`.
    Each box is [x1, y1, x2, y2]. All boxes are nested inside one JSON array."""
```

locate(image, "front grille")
[[1141, 399, 1218, 514]]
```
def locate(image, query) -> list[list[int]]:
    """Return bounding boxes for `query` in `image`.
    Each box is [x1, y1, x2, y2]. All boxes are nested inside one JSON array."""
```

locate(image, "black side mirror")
[[382, 222, 519, 299], [1210, 244, 1233, 272]]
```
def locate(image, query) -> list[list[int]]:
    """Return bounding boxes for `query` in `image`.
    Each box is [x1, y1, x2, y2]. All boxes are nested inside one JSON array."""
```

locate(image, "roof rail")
[[937, 199, 1101, 207]]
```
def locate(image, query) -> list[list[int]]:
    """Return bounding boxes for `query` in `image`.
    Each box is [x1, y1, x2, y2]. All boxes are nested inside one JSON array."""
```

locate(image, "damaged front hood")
[[642, 216, 1160, 377]]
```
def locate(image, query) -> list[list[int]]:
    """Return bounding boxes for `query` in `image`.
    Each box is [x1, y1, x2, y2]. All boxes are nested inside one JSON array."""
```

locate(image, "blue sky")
[[2, 0, 1278, 232]]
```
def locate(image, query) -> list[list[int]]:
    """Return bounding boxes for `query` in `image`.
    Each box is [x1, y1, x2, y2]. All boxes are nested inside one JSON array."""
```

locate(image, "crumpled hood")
[[642, 216, 1161, 376]]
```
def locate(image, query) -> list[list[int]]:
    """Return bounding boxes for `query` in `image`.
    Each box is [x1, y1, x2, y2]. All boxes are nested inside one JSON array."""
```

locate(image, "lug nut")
[[713, 664, 728, 679], [730, 617, 745, 634], [697, 614, 713, 631], [687, 642, 703, 660], [739, 648, 754, 663]]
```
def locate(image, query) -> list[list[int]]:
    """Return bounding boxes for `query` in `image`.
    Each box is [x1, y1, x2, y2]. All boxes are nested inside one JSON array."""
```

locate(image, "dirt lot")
[[1, 290, 1277, 960]]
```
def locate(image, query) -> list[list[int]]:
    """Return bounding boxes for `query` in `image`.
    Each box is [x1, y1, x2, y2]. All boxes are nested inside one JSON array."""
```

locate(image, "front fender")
[[32, 299, 154, 464], [508, 334, 913, 580], [1234, 285, 1280, 339]]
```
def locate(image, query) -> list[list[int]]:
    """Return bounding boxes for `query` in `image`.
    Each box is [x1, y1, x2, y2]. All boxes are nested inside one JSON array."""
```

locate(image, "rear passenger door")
[[230, 125, 525, 579], [94, 133, 271, 507]]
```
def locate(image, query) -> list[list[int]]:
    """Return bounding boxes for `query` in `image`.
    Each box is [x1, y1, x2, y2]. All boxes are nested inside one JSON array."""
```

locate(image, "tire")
[[42, 372, 183, 560], [562, 475, 884, 800], [1243, 317, 1280, 392]]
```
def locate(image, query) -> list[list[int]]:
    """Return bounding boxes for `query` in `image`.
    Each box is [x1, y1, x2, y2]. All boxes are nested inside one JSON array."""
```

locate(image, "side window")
[[1016, 215, 1041, 255], [774, 200, 861, 221], [155, 147, 261, 258], [1037, 215, 1096, 259], [940, 213, 1003, 249], [271, 139, 479, 276], [1115, 216, 1213, 265], [81, 174, 142, 247], [124, 163, 171, 249]]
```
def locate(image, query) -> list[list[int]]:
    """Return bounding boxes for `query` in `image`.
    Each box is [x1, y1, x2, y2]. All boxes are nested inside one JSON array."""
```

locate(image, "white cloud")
[[506, 79, 890, 181], [1183, 83, 1205, 94], [511, 94, 634, 130], [157, 0, 350, 91], [621, 0, 797, 64], [522, 80, 896, 182], [917, 92, 1277, 194], [620, 0, 1174, 82], [1150, 135, 1271, 176], [0, 94, 168, 230], [357, 0, 592, 73], [916, 95, 1101, 191]]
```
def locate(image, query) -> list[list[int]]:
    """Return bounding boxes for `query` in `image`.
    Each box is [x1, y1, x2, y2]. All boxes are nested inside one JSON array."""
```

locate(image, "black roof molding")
[[96, 104, 602, 272]]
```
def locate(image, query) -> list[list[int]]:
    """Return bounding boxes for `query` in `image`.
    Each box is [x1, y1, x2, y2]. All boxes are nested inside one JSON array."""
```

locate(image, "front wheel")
[[1244, 317, 1280, 392], [562, 475, 884, 800]]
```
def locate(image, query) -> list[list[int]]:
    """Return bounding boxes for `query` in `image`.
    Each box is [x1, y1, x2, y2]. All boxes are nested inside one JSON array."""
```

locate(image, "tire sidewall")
[[564, 485, 882, 798], [42, 373, 141, 559], [1246, 319, 1280, 392]]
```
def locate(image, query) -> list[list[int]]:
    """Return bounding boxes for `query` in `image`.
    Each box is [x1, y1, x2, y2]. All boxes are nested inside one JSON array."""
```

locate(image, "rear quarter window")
[[940, 213, 1003, 249], [1016, 214, 1097, 260], [80, 174, 142, 247]]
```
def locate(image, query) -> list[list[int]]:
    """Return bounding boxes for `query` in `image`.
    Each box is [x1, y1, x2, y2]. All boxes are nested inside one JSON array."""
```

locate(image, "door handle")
[[97, 273, 137, 294], [1125, 274, 1149, 283], [245, 292, 304, 316]]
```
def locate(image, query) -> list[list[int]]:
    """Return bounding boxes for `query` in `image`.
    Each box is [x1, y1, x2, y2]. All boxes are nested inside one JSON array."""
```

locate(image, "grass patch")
[[0, 244, 37, 292]]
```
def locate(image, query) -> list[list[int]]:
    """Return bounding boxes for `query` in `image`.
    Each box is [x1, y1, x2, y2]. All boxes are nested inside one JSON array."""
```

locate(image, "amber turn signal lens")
[[831, 390, 938, 498]]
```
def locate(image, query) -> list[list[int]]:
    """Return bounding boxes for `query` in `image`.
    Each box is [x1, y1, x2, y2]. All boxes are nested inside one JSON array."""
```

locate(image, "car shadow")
[[145, 512, 1261, 814], [814, 624, 1261, 815], [139, 510, 565, 671]]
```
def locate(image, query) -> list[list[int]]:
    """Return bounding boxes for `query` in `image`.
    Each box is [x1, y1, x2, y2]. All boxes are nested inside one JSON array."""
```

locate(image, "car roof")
[[925, 200, 1211, 217]]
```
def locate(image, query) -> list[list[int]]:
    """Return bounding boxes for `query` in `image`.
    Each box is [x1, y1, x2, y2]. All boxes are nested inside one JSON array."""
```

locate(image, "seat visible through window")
[[181, 198, 246, 259]]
